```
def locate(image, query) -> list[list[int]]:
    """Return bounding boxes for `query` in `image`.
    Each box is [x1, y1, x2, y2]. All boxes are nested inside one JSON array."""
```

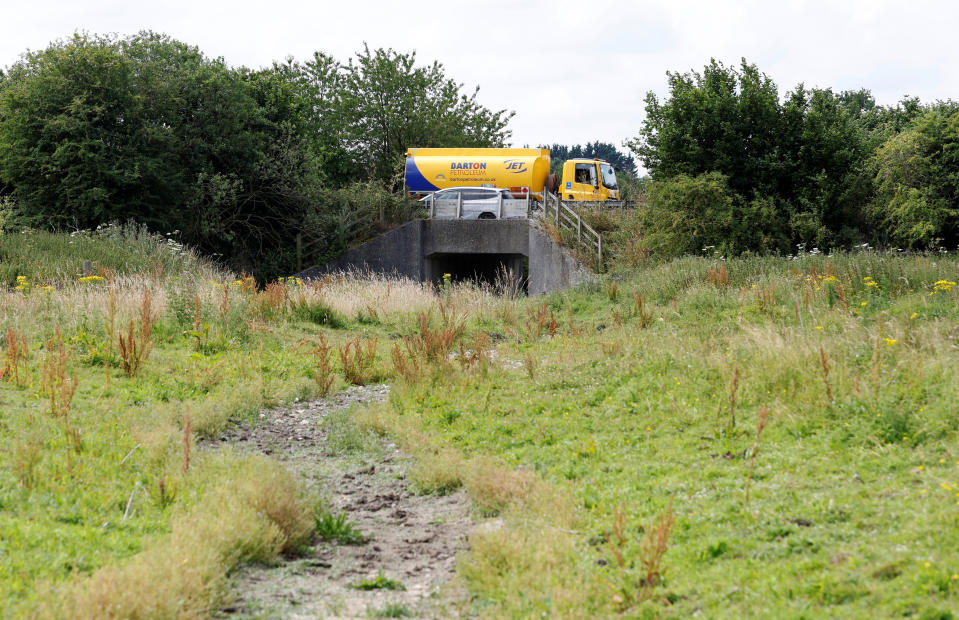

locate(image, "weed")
[[871, 316, 884, 405], [457, 331, 492, 375], [374, 603, 412, 617], [105, 285, 117, 354], [639, 499, 675, 588], [314, 510, 366, 545], [756, 284, 777, 313], [463, 456, 537, 516], [310, 333, 335, 396], [522, 351, 537, 380], [727, 365, 740, 432], [493, 264, 523, 299], [818, 345, 833, 403], [117, 290, 155, 377], [10, 429, 43, 489], [606, 501, 677, 608], [633, 293, 653, 328], [391, 342, 421, 383], [1, 327, 30, 386], [218, 284, 231, 322], [351, 572, 405, 591], [601, 340, 623, 357], [339, 337, 378, 385], [706, 264, 730, 287], [322, 407, 380, 455], [404, 306, 465, 364], [40, 326, 77, 420], [606, 280, 620, 301], [182, 410, 191, 473], [745, 407, 771, 505], [525, 302, 557, 341]]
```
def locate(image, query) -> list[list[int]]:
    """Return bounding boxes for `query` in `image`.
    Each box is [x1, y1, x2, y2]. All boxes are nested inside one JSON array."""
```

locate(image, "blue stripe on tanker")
[[404, 157, 439, 192]]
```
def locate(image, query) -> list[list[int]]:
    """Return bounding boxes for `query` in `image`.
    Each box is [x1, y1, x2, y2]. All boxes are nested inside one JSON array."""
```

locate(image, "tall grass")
[[0, 222, 219, 286]]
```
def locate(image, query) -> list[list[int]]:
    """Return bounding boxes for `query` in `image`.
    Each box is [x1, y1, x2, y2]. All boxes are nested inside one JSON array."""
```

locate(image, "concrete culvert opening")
[[425, 253, 527, 292]]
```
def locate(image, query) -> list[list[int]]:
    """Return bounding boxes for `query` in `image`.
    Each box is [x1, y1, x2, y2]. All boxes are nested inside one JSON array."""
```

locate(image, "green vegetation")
[[0, 33, 510, 279], [364, 250, 959, 618], [351, 572, 406, 591], [374, 602, 413, 617], [314, 511, 367, 545], [629, 59, 959, 256], [0, 228, 510, 616], [3, 227, 958, 618]]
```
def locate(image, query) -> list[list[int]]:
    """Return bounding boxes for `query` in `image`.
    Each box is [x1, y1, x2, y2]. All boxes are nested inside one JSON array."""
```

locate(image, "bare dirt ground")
[[210, 385, 472, 619]]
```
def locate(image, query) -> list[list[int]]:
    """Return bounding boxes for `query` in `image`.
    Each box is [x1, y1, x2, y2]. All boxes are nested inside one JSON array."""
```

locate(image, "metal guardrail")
[[541, 192, 603, 270], [429, 193, 531, 219]]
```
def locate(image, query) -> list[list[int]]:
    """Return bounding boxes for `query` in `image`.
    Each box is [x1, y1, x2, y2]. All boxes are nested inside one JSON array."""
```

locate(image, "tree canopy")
[[541, 141, 637, 176], [0, 33, 513, 277], [629, 58, 959, 256]]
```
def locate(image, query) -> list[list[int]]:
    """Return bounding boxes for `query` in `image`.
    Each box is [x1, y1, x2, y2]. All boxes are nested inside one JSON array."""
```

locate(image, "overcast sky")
[[3, 0, 957, 161]]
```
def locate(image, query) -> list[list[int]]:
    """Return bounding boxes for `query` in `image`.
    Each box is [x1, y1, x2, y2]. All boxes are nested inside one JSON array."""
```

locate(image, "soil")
[[210, 385, 472, 619]]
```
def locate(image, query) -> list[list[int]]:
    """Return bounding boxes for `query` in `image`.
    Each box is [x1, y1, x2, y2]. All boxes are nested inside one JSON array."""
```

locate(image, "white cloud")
[[3, 0, 958, 160]]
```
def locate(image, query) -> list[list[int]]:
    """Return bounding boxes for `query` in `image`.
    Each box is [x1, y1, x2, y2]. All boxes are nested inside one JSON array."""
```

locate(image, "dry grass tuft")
[[463, 456, 538, 516], [57, 455, 311, 620], [409, 447, 466, 495]]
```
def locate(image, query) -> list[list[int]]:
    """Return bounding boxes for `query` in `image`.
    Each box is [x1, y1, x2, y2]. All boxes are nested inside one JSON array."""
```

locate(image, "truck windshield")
[[600, 164, 618, 190]]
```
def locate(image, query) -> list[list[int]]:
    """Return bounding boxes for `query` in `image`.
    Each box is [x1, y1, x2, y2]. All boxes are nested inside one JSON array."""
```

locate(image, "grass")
[[0, 228, 511, 616], [374, 250, 959, 618], [5, 228, 959, 618]]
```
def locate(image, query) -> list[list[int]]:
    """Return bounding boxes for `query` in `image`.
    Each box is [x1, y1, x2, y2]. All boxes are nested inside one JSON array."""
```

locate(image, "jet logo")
[[504, 159, 528, 174]]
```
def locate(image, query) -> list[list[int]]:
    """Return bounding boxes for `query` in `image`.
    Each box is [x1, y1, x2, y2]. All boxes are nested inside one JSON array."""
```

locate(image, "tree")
[[541, 141, 637, 176], [629, 59, 885, 253], [871, 107, 959, 248], [0, 32, 313, 274], [291, 45, 514, 185]]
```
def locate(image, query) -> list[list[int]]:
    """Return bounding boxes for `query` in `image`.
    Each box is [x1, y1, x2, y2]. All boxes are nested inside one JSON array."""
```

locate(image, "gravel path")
[[211, 385, 471, 619]]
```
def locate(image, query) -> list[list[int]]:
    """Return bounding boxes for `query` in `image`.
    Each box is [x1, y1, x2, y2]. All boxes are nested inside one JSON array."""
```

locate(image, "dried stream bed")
[[211, 385, 471, 619]]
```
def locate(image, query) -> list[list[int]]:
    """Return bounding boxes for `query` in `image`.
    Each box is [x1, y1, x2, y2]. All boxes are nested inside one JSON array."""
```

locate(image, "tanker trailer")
[[405, 147, 620, 204], [405, 148, 551, 199]]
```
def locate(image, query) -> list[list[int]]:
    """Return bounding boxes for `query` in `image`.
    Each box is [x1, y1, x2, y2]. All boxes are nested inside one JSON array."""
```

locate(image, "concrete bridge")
[[296, 218, 593, 295]]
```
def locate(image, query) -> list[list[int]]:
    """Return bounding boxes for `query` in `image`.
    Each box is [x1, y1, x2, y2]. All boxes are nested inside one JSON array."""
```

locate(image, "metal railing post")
[[457, 193, 462, 219], [498, 194, 503, 219]]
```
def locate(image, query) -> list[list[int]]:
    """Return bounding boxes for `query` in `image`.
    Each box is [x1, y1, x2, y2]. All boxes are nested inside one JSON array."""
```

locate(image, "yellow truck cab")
[[560, 159, 620, 202]]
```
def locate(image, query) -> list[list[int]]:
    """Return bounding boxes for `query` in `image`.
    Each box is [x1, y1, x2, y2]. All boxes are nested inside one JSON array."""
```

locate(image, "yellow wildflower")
[[910, 312, 918, 320], [860, 301, 868, 307], [883, 338, 897, 346]]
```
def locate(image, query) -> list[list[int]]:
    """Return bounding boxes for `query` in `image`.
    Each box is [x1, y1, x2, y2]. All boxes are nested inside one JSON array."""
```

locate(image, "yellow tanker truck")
[[404, 147, 620, 203]]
